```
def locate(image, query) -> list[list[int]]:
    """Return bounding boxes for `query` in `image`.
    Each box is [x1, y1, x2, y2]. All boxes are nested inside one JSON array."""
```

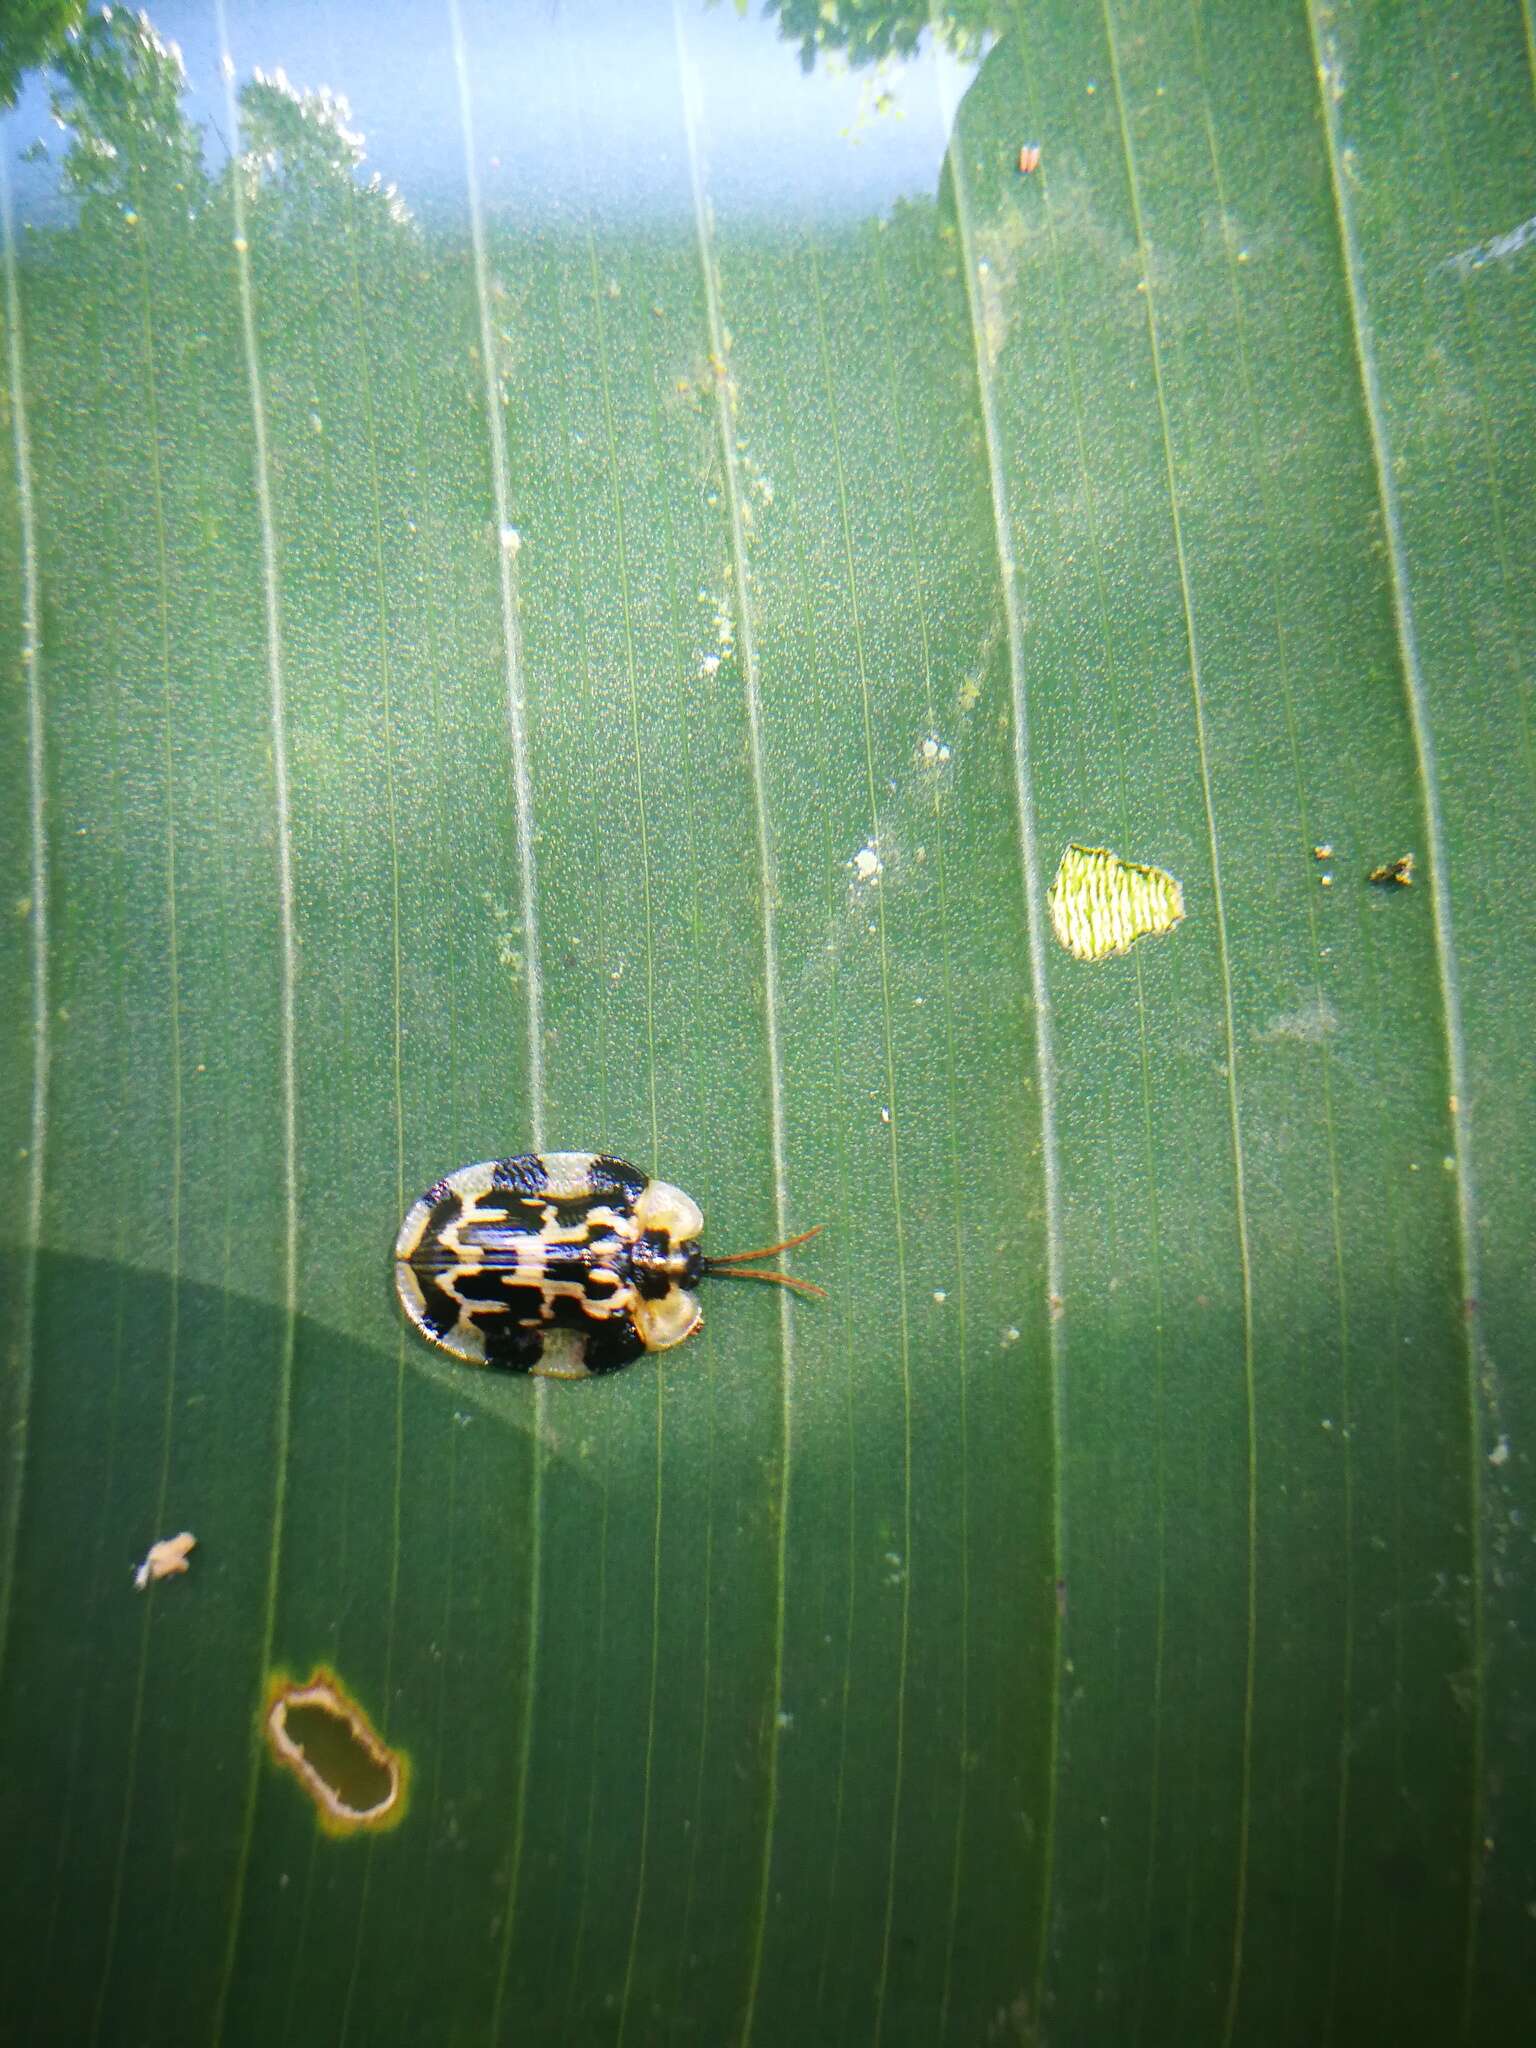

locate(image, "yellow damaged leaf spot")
[[1047, 843, 1185, 962], [263, 1667, 410, 1837]]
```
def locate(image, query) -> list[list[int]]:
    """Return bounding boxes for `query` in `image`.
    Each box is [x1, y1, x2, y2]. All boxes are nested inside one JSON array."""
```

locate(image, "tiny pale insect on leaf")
[[133, 1531, 197, 1590]]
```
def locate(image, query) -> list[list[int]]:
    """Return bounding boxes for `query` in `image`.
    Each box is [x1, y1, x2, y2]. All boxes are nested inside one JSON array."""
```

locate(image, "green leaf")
[[1, 3, 1531, 2042]]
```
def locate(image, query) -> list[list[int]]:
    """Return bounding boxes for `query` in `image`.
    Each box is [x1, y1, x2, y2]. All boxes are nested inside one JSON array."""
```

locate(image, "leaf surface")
[[0, 3, 1531, 2043]]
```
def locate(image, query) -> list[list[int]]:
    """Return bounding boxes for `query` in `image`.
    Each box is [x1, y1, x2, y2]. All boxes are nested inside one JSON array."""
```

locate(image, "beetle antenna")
[[705, 1223, 823, 1265], [702, 1265, 827, 1299], [702, 1223, 825, 1298]]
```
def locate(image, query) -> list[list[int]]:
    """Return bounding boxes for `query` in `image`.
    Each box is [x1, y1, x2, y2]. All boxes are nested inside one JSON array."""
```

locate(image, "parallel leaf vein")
[[674, 15, 799, 2041], [931, 14, 1067, 2017], [0, 140, 48, 1690], [1101, 11, 1260, 2042], [449, 7, 548, 2028], [1183, 12, 1358, 2037], [210, 7, 300, 2028], [1302, 8, 1485, 2034]]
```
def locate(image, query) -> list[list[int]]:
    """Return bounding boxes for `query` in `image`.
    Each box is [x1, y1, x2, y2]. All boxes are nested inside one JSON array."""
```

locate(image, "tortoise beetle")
[[394, 1150, 821, 1379]]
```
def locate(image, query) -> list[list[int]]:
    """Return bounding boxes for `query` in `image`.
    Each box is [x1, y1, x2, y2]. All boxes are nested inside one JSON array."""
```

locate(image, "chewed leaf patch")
[[264, 1667, 409, 1836], [1047, 843, 1185, 962]]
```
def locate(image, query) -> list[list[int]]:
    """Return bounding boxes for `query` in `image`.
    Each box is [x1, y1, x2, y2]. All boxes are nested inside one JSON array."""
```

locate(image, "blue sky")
[[5, 0, 980, 228]]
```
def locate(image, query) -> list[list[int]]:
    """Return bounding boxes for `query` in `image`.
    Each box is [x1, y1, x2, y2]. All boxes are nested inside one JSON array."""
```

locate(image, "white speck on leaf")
[[134, 1531, 197, 1590]]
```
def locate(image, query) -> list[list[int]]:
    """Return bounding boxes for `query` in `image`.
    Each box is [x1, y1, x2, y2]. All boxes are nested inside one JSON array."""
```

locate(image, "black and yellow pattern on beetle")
[[394, 1152, 820, 1379]]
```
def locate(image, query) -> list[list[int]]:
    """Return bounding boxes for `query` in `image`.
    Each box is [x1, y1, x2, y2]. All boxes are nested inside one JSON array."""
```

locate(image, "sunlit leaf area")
[[1, 2, 1532, 2042]]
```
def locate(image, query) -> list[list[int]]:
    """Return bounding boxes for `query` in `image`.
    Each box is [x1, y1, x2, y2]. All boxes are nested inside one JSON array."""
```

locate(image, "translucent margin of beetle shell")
[[632, 1288, 703, 1352], [633, 1178, 705, 1245]]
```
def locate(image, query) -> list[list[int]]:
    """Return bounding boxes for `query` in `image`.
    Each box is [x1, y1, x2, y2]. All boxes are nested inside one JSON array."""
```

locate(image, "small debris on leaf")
[[133, 1531, 197, 1590], [1368, 853, 1415, 887]]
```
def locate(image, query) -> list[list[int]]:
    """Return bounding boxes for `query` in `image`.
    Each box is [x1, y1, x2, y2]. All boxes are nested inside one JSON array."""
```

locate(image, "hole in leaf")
[[263, 1668, 408, 1836]]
